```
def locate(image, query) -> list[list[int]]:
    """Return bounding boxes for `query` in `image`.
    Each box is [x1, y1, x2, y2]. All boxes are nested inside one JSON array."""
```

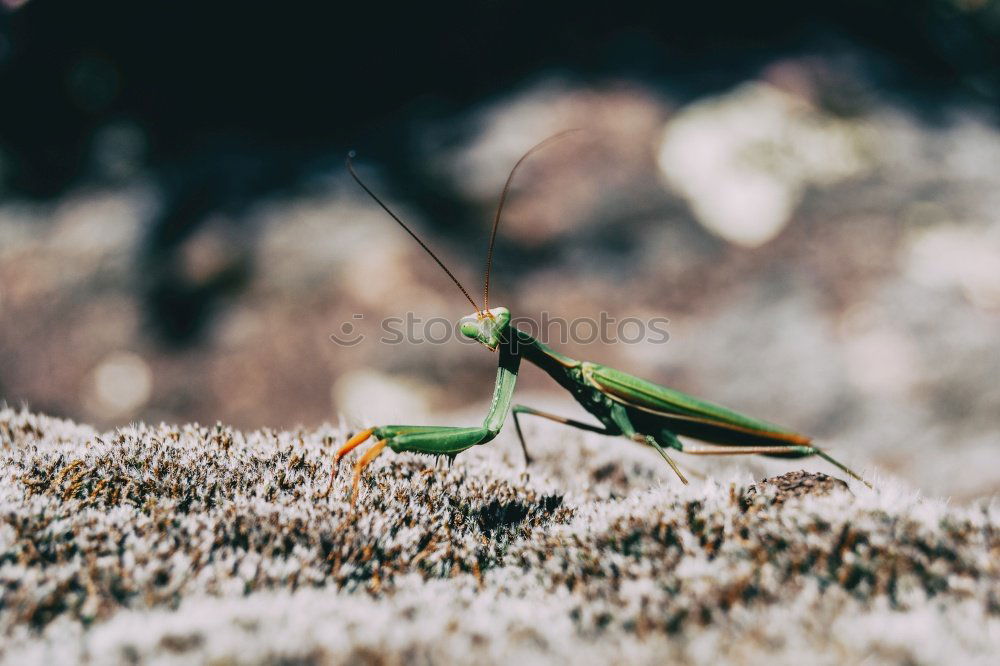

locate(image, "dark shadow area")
[[3, 1, 999, 341]]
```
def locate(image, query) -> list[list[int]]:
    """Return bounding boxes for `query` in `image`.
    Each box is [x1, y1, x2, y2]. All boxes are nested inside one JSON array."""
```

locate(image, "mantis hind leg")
[[673, 441, 871, 488], [511, 404, 618, 467]]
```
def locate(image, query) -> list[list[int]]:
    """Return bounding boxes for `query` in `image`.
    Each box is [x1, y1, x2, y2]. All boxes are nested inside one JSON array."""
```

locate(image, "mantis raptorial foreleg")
[[317, 424, 494, 504], [320, 331, 523, 506]]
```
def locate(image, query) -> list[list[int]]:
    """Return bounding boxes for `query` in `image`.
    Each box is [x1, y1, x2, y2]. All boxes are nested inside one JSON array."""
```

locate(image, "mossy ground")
[[1, 407, 998, 664]]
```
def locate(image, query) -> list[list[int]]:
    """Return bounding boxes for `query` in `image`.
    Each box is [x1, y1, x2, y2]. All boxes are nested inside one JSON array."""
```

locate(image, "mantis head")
[[347, 132, 576, 353], [459, 307, 511, 351]]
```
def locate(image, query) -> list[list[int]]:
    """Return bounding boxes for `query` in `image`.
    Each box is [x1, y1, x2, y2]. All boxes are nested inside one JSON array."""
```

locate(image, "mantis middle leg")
[[511, 404, 618, 466], [512, 403, 689, 484]]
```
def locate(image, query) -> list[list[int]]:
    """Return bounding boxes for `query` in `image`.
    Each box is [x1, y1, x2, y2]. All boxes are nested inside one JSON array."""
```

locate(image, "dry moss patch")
[[1, 407, 998, 664]]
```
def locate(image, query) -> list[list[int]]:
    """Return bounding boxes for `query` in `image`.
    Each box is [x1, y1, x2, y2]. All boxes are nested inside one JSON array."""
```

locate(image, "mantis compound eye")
[[459, 319, 480, 339]]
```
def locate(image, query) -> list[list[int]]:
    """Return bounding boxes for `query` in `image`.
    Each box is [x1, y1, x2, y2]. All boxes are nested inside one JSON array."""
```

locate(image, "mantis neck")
[[513, 329, 582, 390]]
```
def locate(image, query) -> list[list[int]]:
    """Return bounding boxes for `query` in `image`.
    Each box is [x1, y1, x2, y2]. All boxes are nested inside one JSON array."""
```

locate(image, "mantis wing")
[[581, 362, 812, 447]]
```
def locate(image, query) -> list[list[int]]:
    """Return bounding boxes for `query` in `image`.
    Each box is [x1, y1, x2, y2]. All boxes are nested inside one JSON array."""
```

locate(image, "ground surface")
[[1, 406, 998, 665]]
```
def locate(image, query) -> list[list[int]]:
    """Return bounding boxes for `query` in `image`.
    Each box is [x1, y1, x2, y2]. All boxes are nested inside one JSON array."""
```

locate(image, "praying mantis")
[[320, 131, 869, 505]]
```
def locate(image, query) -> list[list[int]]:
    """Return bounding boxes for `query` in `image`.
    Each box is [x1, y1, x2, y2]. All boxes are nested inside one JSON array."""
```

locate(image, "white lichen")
[[1, 406, 997, 664]]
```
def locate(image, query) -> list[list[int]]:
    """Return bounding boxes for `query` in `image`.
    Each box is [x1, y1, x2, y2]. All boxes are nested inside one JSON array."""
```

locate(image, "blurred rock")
[[443, 80, 670, 245], [906, 224, 1000, 311], [657, 81, 872, 247], [331, 369, 434, 425], [84, 351, 152, 419]]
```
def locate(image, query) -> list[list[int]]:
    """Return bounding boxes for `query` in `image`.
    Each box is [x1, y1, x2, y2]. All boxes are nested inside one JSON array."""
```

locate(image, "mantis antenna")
[[346, 153, 481, 313], [482, 129, 581, 312]]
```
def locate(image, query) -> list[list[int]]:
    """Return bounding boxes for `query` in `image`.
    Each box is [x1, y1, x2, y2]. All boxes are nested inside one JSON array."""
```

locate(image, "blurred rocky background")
[[1, 1, 999, 499]]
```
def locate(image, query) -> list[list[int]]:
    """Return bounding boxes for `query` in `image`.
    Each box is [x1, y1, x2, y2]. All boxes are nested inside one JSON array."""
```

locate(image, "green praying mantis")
[[320, 131, 870, 505]]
